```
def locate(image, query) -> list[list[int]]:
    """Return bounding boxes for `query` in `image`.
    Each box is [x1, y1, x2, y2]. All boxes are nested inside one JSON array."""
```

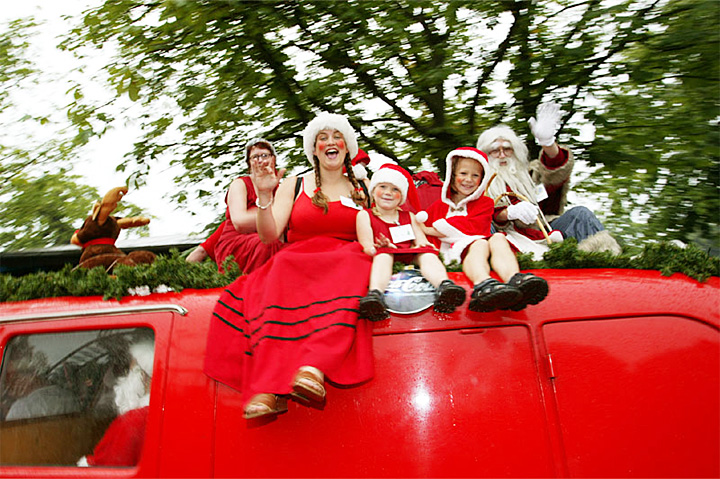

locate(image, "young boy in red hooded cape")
[[418, 147, 549, 312]]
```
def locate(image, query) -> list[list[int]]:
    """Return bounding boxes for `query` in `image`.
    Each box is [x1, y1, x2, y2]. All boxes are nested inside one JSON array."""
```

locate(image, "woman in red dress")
[[212, 138, 285, 274], [204, 113, 373, 420]]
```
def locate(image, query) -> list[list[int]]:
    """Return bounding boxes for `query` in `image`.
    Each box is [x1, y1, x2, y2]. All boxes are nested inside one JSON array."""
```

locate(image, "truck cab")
[[0, 268, 718, 477]]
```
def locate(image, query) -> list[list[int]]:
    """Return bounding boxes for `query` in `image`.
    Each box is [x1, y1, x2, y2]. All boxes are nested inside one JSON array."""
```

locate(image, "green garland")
[[0, 250, 241, 303], [401, 240, 719, 282], [1, 242, 717, 303]]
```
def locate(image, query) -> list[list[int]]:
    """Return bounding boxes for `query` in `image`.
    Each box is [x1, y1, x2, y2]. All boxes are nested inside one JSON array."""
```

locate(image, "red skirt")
[[204, 236, 374, 404], [214, 220, 285, 274]]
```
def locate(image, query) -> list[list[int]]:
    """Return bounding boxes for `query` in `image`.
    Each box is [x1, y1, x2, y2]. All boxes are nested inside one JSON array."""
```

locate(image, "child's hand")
[[374, 233, 397, 249], [413, 240, 437, 250]]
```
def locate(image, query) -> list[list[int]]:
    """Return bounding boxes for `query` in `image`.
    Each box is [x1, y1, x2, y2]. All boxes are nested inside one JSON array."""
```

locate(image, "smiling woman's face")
[[314, 129, 347, 167]]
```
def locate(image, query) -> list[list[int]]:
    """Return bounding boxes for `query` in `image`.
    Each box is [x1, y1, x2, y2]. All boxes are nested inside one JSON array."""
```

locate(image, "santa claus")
[[477, 102, 621, 258], [78, 339, 154, 467]]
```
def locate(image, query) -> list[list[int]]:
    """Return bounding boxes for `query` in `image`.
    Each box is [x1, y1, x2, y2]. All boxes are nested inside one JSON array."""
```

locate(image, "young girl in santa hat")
[[356, 164, 466, 321], [419, 147, 549, 312]]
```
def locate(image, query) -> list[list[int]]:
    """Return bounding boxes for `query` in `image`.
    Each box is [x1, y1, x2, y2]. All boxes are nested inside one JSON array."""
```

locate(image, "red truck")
[[0, 268, 718, 477]]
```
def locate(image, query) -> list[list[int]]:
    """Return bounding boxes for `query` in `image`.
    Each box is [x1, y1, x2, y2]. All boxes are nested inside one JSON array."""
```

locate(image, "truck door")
[[0, 305, 176, 478], [543, 315, 720, 477]]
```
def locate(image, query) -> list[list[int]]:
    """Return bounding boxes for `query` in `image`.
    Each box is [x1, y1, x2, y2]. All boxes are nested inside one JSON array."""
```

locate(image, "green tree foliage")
[[0, 0, 713, 252], [585, 0, 720, 251], [0, 19, 35, 115], [0, 18, 38, 185], [0, 17, 148, 251]]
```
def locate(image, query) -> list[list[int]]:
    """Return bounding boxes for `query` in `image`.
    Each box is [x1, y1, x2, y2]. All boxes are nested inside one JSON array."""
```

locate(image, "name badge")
[[389, 224, 415, 244], [536, 184, 548, 202], [340, 195, 362, 210]]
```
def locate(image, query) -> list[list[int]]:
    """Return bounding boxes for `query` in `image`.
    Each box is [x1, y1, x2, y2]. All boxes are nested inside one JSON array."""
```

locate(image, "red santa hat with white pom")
[[369, 163, 420, 212], [350, 149, 370, 180]]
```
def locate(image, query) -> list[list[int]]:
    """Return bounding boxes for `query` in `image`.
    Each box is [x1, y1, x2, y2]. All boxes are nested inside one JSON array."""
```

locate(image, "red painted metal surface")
[[0, 269, 718, 478]]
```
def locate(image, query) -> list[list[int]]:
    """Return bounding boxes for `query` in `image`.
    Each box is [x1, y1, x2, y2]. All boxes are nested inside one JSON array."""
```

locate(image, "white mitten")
[[506, 201, 538, 224], [529, 102, 561, 147], [549, 230, 564, 243]]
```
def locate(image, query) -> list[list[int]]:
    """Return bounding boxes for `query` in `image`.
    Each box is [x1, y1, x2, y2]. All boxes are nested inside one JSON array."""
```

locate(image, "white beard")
[[113, 366, 150, 415], [487, 156, 538, 204]]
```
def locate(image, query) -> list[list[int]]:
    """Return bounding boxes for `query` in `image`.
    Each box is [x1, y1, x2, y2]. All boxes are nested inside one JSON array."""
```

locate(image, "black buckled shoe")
[[468, 278, 522, 313], [434, 280, 467, 313], [506, 273, 549, 311], [359, 289, 390, 321]]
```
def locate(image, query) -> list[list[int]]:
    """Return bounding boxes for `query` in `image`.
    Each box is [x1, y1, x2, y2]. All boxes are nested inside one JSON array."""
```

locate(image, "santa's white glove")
[[506, 201, 539, 224], [529, 102, 561, 147]]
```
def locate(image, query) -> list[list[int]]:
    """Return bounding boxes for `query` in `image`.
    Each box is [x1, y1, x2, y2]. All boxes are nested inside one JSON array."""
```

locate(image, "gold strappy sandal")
[[244, 393, 288, 420], [291, 368, 326, 404]]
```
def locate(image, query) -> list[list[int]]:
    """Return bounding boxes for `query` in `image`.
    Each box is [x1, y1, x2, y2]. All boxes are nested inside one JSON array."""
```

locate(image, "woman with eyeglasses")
[[212, 138, 286, 274], [204, 113, 375, 420]]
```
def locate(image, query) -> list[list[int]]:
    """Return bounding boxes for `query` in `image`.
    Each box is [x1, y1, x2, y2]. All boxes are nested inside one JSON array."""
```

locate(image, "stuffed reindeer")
[[71, 186, 156, 272]]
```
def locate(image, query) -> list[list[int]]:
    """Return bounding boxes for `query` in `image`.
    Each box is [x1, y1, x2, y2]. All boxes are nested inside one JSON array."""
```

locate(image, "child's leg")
[[368, 253, 395, 291], [360, 253, 394, 322], [488, 234, 549, 311], [487, 233, 520, 282], [416, 253, 466, 313], [416, 252, 448, 288], [464, 238, 521, 313], [461, 238, 492, 285]]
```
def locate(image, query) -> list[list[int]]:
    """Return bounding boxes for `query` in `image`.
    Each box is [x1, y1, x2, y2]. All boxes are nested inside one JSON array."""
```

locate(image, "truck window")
[[0, 327, 155, 467]]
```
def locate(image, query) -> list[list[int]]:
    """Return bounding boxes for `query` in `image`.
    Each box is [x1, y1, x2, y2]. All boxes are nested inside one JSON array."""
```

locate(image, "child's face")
[[452, 157, 484, 199], [372, 183, 403, 209]]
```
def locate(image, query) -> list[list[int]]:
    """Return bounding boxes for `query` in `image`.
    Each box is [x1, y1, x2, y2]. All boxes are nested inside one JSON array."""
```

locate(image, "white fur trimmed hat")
[[302, 113, 359, 163], [441, 146, 491, 212]]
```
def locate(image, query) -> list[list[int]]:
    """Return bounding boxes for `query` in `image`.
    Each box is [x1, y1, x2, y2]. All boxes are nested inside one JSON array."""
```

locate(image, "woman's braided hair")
[[311, 153, 367, 214]]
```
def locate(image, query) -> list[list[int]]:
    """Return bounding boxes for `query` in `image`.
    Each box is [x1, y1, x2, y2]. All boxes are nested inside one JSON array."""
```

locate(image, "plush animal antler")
[[92, 186, 128, 225]]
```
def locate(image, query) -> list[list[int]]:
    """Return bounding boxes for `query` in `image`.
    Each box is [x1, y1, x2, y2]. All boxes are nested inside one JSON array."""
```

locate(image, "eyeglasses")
[[488, 146, 514, 158], [249, 153, 275, 161]]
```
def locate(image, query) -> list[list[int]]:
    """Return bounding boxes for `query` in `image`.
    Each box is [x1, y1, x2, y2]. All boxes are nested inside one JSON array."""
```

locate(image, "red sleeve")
[[86, 407, 148, 467], [540, 147, 569, 169]]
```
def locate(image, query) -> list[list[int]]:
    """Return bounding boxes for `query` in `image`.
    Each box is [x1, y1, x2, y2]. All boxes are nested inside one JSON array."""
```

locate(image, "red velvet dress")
[[368, 210, 437, 264], [214, 177, 285, 274], [204, 186, 374, 405]]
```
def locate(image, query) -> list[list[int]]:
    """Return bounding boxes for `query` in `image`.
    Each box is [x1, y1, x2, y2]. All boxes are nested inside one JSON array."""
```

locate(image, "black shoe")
[[434, 280, 467, 313], [359, 289, 390, 321], [506, 273, 549, 311], [468, 278, 522, 313]]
